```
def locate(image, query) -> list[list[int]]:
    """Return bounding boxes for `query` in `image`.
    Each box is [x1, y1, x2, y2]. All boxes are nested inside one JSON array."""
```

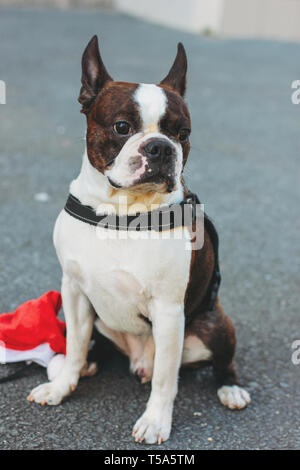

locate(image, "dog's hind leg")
[[27, 275, 95, 405], [127, 334, 154, 383], [184, 297, 251, 410], [94, 318, 130, 355], [94, 318, 154, 383]]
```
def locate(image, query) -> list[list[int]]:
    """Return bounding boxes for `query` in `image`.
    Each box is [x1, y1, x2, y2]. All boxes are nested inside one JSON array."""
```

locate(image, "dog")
[[27, 36, 250, 444]]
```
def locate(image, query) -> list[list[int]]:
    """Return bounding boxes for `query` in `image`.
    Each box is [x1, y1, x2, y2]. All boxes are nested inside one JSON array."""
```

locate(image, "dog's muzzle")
[[133, 138, 177, 191]]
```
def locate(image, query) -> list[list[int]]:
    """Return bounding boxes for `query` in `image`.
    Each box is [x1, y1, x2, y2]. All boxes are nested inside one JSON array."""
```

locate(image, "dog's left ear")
[[78, 35, 113, 114], [160, 43, 187, 97]]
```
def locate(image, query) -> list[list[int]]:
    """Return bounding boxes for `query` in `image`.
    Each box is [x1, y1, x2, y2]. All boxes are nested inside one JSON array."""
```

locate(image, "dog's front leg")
[[133, 299, 184, 444], [27, 275, 94, 405]]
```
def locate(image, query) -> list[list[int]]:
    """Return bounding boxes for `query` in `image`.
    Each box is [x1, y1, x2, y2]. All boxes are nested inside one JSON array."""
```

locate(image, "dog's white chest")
[[54, 210, 192, 334]]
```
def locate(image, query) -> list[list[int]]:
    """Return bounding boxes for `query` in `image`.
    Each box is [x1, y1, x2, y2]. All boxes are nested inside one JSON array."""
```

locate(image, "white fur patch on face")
[[134, 84, 167, 133]]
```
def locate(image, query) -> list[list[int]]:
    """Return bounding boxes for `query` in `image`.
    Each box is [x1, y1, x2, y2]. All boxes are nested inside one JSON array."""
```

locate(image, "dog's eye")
[[178, 128, 190, 143], [114, 121, 131, 136]]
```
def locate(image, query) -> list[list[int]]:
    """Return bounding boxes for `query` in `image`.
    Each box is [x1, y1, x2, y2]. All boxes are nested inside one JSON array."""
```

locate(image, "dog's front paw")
[[27, 379, 76, 406], [217, 385, 251, 410], [132, 411, 171, 445]]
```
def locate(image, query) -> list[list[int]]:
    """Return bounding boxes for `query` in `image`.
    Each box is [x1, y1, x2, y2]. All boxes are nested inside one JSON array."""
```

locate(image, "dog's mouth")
[[108, 171, 176, 193], [135, 171, 176, 193], [107, 176, 122, 189]]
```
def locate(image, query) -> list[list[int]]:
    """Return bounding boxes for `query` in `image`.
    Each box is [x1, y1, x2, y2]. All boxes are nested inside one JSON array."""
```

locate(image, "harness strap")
[[64, 193, 198, 232]]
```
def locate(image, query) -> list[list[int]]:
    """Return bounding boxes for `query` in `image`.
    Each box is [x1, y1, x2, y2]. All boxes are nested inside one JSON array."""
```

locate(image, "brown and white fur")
[[27, 36, 250, 444]]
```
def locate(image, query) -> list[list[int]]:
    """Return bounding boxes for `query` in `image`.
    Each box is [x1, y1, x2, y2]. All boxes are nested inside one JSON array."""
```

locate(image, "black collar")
[[64, 192, 200, 232]]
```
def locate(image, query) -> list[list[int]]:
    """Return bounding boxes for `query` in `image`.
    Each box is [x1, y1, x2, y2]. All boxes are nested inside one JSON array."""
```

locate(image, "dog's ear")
[[160, 43, 187, 97], [78, 35, 113, 114]]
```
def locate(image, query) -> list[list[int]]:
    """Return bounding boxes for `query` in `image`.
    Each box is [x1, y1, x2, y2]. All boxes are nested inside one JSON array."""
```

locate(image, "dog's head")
[[78, 36, 191, 195]]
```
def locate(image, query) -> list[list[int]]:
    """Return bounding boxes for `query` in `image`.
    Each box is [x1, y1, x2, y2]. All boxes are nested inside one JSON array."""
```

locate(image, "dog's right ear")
[[78, 35, 113, 114]]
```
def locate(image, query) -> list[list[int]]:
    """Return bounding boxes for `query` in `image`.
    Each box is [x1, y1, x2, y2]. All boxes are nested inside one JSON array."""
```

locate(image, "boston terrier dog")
[[27, 36, 250, 444]]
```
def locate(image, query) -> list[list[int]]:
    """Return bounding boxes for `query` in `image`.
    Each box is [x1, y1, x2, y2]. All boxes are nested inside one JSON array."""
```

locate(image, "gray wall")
[[222, 0, 300, 41]]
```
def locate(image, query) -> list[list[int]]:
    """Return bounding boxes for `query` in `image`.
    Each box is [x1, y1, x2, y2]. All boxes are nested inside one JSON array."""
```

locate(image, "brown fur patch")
[[182, 184, 238, 386], [85, 82, 141, 172], [184, 224, 215, 319], [184, 298, 237, 386]]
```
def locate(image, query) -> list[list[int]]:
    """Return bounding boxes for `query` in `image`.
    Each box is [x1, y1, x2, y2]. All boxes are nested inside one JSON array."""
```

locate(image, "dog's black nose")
[[143, 140, 173, 160]]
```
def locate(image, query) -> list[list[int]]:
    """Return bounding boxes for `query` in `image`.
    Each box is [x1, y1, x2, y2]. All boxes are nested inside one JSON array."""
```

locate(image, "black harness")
[[64, 192, 221, 311], [65, 192, 199, 232]]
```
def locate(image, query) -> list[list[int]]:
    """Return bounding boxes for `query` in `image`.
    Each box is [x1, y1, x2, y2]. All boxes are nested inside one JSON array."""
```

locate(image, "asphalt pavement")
[[0, 7, 299, 450]]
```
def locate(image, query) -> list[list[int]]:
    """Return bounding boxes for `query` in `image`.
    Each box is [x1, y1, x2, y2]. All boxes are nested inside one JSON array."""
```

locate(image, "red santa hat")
[[0, 291, 66, 369]]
